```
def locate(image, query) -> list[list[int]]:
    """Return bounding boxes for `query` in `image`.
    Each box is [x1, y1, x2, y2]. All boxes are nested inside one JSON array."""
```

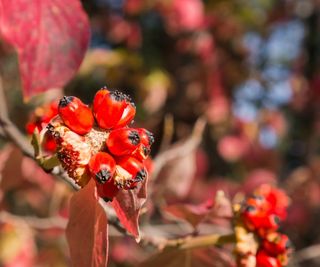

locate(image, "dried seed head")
[[48, 122, 92, 186]]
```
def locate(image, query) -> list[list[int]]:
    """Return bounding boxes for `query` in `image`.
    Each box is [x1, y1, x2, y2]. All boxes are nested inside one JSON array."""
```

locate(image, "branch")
[[293, 244, 320, 263], [0, 77, 34, 157], [162, 233, 235, 250], [0, 211, 67, 229], [151, 117, 206, 180]]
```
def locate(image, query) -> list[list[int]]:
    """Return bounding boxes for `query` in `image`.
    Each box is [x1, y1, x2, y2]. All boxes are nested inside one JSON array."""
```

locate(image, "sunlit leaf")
[[0, 0, 90, 99], [111, 178, 147, 240]]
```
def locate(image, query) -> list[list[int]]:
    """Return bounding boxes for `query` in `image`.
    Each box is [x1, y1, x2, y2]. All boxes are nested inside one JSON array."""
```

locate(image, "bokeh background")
[[1, 0, 320, 266]]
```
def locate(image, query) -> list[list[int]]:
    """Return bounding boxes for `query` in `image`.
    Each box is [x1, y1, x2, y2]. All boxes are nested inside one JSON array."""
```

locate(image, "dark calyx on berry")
[[273, 215, 280, 225], [142, 146, 151, 156], [95, 169, 112, 184], [135, 169, 147, 182], [110, 90, 127, 102], [102, 197, 112, 202], [146, 131, 155, 145], [59, 96, 74, 107], [46, 123, 61, 141], [128, 130, 140, 145], [244, 205, 256, 213]]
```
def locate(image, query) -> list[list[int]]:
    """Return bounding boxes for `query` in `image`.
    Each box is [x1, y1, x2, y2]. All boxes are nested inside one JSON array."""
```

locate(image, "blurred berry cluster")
[[235, 184, 292, 267]]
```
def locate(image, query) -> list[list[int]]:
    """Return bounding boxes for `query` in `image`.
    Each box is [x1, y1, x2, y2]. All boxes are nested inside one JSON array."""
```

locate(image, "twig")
[[0, 77, 34, 157], [293, 244, 320, 263], [151, 117, 206, 180], [0, 211, 68, 229], [158, 113, 174, 152], [163, 233, 235, 250]]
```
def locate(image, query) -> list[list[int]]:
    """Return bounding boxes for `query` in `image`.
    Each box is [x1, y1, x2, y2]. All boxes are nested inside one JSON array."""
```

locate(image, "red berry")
[[263, 233, 291, 256], [242, 204, 260, 230], [132, 128, 154, 161], [88, 152, 116, 184], [43, 132, 57, 152], [116, 101, 136, 128], [106, 128, 140, 156], [93, 88, 128, 129], [256, 250, 281, 267], [96, 181, 119, 202], [116, 156, 147, 189], [58, 96, 94, 135]]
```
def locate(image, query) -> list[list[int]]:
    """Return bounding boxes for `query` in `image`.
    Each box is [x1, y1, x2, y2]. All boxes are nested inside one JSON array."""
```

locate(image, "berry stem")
[[164, 233, 236, 250], [39, 155, 60, 171]]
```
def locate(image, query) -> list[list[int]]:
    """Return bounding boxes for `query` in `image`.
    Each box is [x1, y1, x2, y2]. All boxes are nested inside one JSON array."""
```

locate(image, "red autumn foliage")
[[0, 0, 90, 99]]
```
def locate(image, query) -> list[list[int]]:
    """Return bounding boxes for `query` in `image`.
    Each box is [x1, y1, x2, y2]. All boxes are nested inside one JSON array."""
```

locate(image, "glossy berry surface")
[[116, 101, 136, 128], [263, 233, 291, 256], [116, 156, 147, 189], [256, 250, 281, 267], [88, 152, 116, 184], [106, 128, 140, 156], [93, 88, 128, 129], [58, 96, 94, 135]]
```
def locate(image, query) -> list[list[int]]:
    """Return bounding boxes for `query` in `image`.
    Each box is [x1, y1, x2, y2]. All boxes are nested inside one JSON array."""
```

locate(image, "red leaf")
[[0, 0, 90, 99], [66, 180, 108, 267], [163, 203, 209, 229], [111, 179, 147, 240]]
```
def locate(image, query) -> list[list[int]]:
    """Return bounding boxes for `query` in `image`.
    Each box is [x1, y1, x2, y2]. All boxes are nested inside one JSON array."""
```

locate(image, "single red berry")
[[132, 128, 154, 161], [256, 214, 280, 237], [93, 88, 128, 129], [116, 156, 147, 189], [43, 132, 57, 152], [116, 101, 136, 128], [137, 128, 154, 146], [263, 233, 291, 256], [88, 152, 116, 184], [96, 181, 119, 202], [256, 250, 281, 267], [255, 184, 290, 221], [58, 96, 94, 135], [26, 122, 38, 134], [242, 203, 261, 230], [106, 128, 140, 156]]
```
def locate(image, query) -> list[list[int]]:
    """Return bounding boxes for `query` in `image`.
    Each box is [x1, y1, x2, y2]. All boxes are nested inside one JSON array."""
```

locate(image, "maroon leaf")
[[0, 0, 90, 99], [66, 180, 108, 267], [163, 203, 209, 229], [138, 247, 235, 267], [111, 179, 147, 240], [112, 190, 140, 240]]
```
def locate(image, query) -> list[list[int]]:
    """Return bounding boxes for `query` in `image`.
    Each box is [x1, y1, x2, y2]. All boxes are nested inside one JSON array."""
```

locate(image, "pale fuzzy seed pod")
[[45, 117, 90, 186], [46, 117, 110, 187]]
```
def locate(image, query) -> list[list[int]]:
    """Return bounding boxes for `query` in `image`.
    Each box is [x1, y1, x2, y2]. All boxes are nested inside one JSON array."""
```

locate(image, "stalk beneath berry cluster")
[[164, 233, 236, 250]]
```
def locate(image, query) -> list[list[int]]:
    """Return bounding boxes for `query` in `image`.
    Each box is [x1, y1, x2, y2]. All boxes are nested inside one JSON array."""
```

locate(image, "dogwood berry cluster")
[[45, 87, 153, 201], [235, 184, 292, 267]]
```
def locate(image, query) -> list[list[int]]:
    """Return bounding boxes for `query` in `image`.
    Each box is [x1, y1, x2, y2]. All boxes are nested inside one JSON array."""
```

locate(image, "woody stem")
[[164, 233, 236, 250]]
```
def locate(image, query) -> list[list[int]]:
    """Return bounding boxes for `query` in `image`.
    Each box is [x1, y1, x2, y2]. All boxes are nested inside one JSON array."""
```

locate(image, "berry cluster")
[[26, 101, 58, 152], [45, 87, 153, 201], [236, 184, 291, 267]]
